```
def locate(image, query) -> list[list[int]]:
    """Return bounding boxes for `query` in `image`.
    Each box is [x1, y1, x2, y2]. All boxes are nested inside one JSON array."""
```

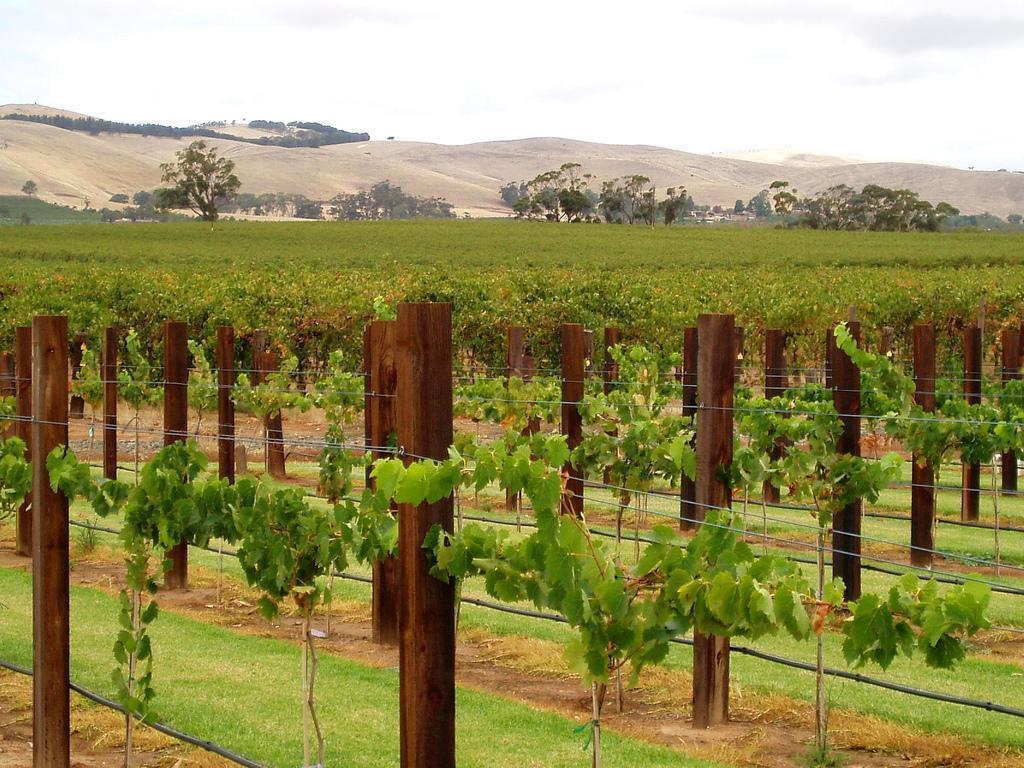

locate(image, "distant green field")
[[0, 195, 101, 226], [0, 220, 1022, 367]]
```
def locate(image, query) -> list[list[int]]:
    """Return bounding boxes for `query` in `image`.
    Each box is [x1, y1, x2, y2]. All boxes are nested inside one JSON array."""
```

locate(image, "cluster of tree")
[[21, 180, 36, 196], [500, 164, 695, 225], [248, 120, 288, 131], [3, 113, 369, 148], [771, 181, 960, 231], [943, 212, 1024, 231], [328, 180, 455, 220], [103, 143, 450, 223], [98, 190, 189, 222], [221, 192, 324, 219]]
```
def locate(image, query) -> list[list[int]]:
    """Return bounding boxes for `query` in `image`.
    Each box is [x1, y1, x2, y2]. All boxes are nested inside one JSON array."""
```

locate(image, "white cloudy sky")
[[1, 0, 1022, 169]]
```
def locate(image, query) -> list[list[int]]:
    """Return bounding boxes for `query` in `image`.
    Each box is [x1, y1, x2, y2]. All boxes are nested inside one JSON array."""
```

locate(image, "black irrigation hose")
[[456, 514, 1024, 598], [665, 638, 1024, 719], [864, 510, 1024, 535], [0, 658, 266, 768], [64, 520, 1024, 725], [454, 596, 1024, 720]]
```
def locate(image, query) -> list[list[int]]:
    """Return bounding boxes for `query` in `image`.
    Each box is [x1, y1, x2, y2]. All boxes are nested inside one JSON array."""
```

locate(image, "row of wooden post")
[[17, 308, 1020, 766], [20, 308, 454, 768]]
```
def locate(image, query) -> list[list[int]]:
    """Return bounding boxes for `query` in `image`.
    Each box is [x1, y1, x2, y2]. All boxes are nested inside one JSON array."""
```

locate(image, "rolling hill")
[[1, 105, 1022, 219]]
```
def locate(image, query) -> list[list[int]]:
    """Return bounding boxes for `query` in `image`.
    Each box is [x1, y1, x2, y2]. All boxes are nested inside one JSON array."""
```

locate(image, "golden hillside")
[[1, 107, 1022, 218]]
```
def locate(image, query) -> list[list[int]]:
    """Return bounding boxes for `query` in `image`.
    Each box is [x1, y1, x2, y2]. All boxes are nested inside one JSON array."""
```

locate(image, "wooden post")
[[680, 326, 698, 530], [366, 321, 399, 646], [506, 326, 525, 378], [505, 326, 525, 510], [1001, 329, 1020, 494], [962, 325, 982, 521], [69, 331, 87, 420], [763, 329, 787, 504], [1020, 321, 1024, 370], [692, 313, 733, 728], [824, 329, 836, 390], [832, 321, 862, 600], [0, 352, 13, 428], [734, 325, 745, 383], [911, 325, 936, 568], [602, 327, 621, 395], [560, 324, 584, 517], [15, 326, 32, 558], [523, 354, 540, 436], [163, 321, 189, 589], [32, 315, 70, 768], [251, 329, 276, 476], [396, 303, 454, 768], [217, 326, 235, 483], [258, 349, 287, 479], [251, 329, 267, 385], [878, 326, 895, 358], [0, 352, 12, 390], [102, 327, 118, 481]]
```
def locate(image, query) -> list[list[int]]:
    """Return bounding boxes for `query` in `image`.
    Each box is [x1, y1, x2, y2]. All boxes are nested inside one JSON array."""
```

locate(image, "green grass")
[[57, 511, 1024, 753], [0, 195, 101, 226], [0, 567, 724, 768]]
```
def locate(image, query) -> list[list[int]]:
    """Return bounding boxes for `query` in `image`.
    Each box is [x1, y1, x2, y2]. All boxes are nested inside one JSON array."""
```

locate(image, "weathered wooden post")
[[911, 324, 936, 568], [680, 326, 698, 530], [366, 321, 399, 645], [692, 313, 733, 728], [14, 326, 32, 557], [396, 303, 455, 768], [734, 325, 745, 383], [601, 327, 621, 486], [878, 326, 895, 358], [505, 325, 525, 510], [962, 325, 982, 521], [583, 329, 594, 371], [763, 329, 787, 504], [832, 321, 862, 600], [217, 326, 235, 483], [561, 324, 585, 517], [259, 349, 288, 479], [32, 315, 70, 768], [602, 327, 620, 395], [1001, 329, 1020, 494], [506, 325, 525, 378], [102, 326, 118, 481], [0, 352, 13, 439], [824, 328, 836, 390], [163, 321, 189, 589], [69, 331, 88, 420]]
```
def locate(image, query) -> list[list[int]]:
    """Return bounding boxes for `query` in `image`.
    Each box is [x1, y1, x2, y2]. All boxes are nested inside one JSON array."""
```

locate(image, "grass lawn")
[[59, 513, 1024, 752], [0, 567, 725, 768]]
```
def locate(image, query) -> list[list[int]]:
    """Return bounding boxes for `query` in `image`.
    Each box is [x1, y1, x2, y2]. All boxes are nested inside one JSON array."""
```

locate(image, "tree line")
[[500, 165, 970, 232], [2, 113, 369, 148], [219, 183, 455, 221], [97, 142, 455, 222], [768, 181, 960, 231], [499, 163, 694, 224]]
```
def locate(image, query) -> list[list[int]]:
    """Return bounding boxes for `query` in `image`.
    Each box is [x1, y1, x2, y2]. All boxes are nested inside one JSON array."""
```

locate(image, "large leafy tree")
[[156, 140, 241, 221]]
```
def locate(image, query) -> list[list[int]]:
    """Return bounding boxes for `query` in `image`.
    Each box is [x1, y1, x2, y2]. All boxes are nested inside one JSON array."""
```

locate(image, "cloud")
[[689, 1, 1024, 53], [835, 56, 956, 87], [262, 3, 427, 29], [533, 81, 639, 105], [850, 13, 1024, 53]]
